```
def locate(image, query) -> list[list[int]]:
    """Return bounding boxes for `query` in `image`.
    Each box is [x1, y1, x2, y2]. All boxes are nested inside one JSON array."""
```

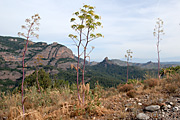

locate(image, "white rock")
[[145, 105, 160, 112], [169, 102, 174, 106], [167, 105, 171, 109], [138, 103, 142, 106], [173, 107, 179, 112], [137, 113, 150, 120]]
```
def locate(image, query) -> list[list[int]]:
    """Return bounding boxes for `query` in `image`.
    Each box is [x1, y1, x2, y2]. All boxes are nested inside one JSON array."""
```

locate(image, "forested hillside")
[[0, 36, 178, 92]]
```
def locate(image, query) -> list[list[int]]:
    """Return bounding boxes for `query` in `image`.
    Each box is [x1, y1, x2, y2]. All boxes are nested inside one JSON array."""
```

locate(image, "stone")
[[167, 105, 171, 109], [158, 98, 164, 103], [166, 101, 174, 106], [173, 107, 179, 112], [145, 105, 160, 112], [177, 99, 180, 103], [138, 103, 142, 106], [169, 102, 174, 106], [136, 113, 150, 120], [125, 103, 132, 107]]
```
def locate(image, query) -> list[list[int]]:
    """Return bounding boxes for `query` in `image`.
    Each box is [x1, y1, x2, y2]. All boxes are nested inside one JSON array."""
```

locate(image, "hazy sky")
[[0, 0, 180, 62]]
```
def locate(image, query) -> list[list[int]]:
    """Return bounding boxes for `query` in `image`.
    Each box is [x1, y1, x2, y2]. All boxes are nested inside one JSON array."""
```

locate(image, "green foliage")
[[0, 79, 16, 92], [0, 36, 24, 53], [52, 74, 69, 89], [23, 69, 51, 90], [69, 4, 103, 104], [160, 66, 180, 76], [69, 4, 103, 50], [125, 49, 133, 61], [54, 62, 152, 89], [127, 79, 139, 84], [87, 62, 146, 83]]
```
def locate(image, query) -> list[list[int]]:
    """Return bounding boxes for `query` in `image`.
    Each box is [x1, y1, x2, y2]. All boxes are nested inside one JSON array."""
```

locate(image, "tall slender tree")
[[153, 18, 165, 80], [18, 14, 40, 114], [69, 5, 103, 104], [125, 49, 133, 83]]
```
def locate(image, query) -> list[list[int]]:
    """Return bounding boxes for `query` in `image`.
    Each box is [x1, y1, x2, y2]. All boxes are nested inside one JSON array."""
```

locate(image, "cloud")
[[0, 0, 180, 62]]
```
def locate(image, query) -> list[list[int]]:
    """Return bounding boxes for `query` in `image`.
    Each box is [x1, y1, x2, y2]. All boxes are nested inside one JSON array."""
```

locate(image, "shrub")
[[166, 73, 180, 84], [127, 90, 136, 98], [127, 79, 138, 84], [143, 78, 158, 89], [117, 84, 134, 92], [164, 83, 178, 94]]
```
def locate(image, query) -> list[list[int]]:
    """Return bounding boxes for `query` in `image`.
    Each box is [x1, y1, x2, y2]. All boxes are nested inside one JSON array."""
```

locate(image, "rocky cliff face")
[[26, 42, 75, 67], [0, 36, 77, 91]]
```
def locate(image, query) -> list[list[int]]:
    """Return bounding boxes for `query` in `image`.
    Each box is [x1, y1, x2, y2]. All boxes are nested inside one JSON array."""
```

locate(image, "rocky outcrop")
[[100, 57, 113, 67], [0, 70, 21, 81], [0, 36, 77, 90], [26, 43, 74, 67]]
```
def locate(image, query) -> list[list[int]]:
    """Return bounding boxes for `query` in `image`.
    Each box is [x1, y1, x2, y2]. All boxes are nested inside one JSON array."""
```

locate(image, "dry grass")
[[117, 83, 134, 92], [1, 73, 180, 119], [126, 90, 136, 98], [0, 84, 113, 120], [143, 78, 158, 89]]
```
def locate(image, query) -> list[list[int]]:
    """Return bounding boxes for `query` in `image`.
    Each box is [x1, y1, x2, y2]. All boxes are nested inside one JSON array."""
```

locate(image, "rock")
[[177, 99, 180, 103], [145, 95, 149, 99], [145, 105, 160, 112], [167, 105, 171, 109], [158, 98, 164, 103], [163, 106, 169, 112], [138, 103, 142, 106], [173, 107, 179, 112], [136, 113, 150, 120], [166, 101, 174, 106], [169, 102, 174, 106], [125, 103, 132, 107], [125, 108, 136, 112]]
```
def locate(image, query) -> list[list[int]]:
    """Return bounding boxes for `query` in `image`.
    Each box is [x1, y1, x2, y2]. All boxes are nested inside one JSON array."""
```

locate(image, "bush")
[[164, 83, 178, 94], [126, 90, 136, 98], [166, 73, 180, 83], [127, 79, 138, 84], [117, 84, 134, 92], [143, 78, 158, 89]]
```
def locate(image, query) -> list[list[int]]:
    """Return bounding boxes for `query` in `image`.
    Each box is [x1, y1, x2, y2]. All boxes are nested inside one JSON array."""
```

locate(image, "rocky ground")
[[1, 76, 180, 120]]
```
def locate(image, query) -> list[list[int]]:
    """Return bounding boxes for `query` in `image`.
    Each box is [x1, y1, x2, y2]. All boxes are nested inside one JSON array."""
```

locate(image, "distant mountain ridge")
[[0, 35, 179, 91], [110, 59, 180, 69]]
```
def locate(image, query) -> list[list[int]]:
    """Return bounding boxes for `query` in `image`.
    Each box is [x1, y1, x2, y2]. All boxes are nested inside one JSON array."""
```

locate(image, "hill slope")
[[1, 36, 178, 91], [0, 36, 77, 91], [111, 59, 180, 69]]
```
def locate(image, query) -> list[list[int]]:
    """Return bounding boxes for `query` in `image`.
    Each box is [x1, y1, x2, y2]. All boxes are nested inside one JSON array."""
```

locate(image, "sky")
[[0, 0, 180, 63]]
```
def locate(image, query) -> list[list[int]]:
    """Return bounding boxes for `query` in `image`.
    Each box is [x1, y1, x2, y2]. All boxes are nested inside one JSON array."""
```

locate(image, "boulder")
[[137, 113, 150, 120], [145, 105, 160, 112]]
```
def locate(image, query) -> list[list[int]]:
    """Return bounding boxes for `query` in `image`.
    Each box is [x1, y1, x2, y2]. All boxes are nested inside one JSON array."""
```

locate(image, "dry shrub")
[[126, 90, 136, 98], [104, 87, 118, 98], [164, 83, 178, 94], [8, 107, 43, 120], [163, 73, 180, 94], [165, 73, 180, 84], [143, 78, 158, 89], [118, 84, 134, 92], [108, 87, 116, 93]]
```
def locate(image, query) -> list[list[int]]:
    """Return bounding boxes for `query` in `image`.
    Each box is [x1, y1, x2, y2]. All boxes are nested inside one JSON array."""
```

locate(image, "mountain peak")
[[103, 57, 109, 62], [100, 57, 113, 66]]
